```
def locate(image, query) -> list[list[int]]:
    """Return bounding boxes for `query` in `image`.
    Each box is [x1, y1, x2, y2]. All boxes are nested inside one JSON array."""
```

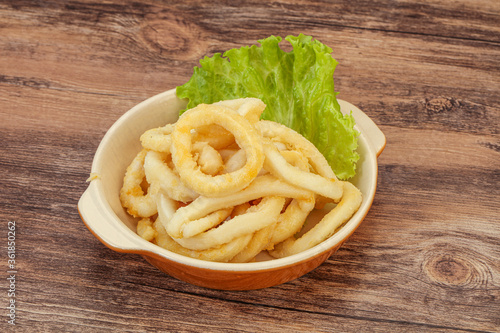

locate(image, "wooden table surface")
[[1, 0, 499, 332]]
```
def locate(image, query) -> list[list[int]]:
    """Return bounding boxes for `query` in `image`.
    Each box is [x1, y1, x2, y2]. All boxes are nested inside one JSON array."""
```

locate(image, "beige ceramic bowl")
[[78, 89, 385, 290]]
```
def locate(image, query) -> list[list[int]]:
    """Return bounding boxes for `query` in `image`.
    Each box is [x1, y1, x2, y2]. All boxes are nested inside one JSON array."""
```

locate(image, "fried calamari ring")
[[171, 104, 264, 197], [181, 207, 233, 238], [172, 196, 286, 251], [263, 149, 316, 248], [154, 196, 252, 262], [215, 98, 266, 124], [191, 124, 235, 150], [140, 124, 174, 153], [257, 120, 343, 208], [269, 181, 362, 258], [192, 141, 224, 176], [230, 224, 276, 263], [279, 150, 309, 170], [262, 140, 343, 202], [190, 98, 265, 150], [120, 149, 158, 217], [144, 150, 198, 203], [255, 120, 337, 179], [228, 196, 316, 263], [268, 195, 316, 247], [155, 222, 253, 262], [223, 148, 247, 174], [164, 174, 312, 239], [137, 218, 157, 242]]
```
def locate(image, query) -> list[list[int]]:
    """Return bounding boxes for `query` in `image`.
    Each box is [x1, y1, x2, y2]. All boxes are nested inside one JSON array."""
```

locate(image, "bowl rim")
[[79, 89, 384, 272]]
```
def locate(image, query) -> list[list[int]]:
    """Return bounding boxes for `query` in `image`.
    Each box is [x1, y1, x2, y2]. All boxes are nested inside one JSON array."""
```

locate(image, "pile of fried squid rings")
[[120, 98, 362, 263]]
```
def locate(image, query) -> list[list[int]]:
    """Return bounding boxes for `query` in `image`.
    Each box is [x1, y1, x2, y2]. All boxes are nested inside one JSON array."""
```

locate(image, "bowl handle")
[[341, 100, 386, 157], [78, 181, 140, 252]]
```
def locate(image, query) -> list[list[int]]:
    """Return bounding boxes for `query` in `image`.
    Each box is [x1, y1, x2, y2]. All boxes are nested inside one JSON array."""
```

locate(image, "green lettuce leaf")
[[176, 34, 359, 179]]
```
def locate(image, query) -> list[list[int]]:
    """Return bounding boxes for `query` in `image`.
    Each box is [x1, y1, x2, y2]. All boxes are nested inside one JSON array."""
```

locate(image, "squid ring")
[[230, 224, 276, 263], [155, 221, 253, 263], [140, 124, 174, 153], [119, 149, 159, 218], [181, 207, 233, 239], [192, 141, 224, 176], [191, 98, 265, 150], [214, 97, 266, 124], [269, 181, 362, 258], [268, 195, 316, 247], [164, 174, 312, 239], [172, 196, 286, 251], [171, 103, 264, 197], [230, 195, 315, 263], [143, 150, 198, 203], [154, 196, 252, 262], [191, 124, 235, 150], [255, 120, 337, 179], [262, 141, 343, 202]]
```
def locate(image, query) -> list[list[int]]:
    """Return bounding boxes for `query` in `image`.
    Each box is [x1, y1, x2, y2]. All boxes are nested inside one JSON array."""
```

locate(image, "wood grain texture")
[[1, 0, 499, 332]]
